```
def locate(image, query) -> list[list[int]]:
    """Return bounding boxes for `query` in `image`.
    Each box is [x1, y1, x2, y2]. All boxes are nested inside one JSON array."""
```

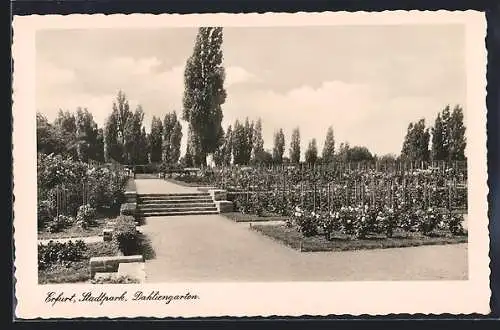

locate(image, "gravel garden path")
[[141, 214, 467, 282], [135, 179, 200, 194]]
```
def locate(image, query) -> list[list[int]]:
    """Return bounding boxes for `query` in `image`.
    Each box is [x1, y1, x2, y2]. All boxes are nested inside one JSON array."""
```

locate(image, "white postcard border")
[[13, 11, 490, 318]]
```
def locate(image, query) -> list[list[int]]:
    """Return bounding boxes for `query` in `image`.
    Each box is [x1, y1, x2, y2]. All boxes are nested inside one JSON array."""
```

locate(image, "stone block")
[[209, 189, 228, 201], [124, 191, 137, 203], [89, 255, 144, 277], [215, 200, 234, 213]]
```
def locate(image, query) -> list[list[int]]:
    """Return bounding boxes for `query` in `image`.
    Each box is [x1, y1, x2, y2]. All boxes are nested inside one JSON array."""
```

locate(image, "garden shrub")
[[112, 216, 139, 255], [447, 213, 465, 235], [38, 199, 55, 229], [418, 208, 441, 235], [47, 215, 75, 233], [76, 204, 97, 227], [38, 240, 87, 270]]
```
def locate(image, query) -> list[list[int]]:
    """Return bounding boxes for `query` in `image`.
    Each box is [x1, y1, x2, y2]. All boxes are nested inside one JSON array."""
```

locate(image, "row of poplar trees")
[[401, 105, 466, 162], [103, 91, 183, 165]]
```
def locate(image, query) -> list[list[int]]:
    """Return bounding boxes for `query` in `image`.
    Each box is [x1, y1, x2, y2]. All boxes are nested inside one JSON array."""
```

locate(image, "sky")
[[36, 25, 466, 159]]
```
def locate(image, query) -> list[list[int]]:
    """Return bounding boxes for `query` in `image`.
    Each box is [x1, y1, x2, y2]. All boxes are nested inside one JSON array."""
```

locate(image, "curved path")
[[136, 179, 468, 282]]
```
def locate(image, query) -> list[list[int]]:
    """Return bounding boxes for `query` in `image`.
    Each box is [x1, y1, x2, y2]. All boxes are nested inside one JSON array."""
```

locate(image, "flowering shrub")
[[91, 275, 140, 284], [418, 208, 441, 235], [47, 215, 75, 233], [38, 240, 87, 270], [37, 153, 128, 217], [76, 204, 97, 227], [447, 213, 466, 235], [113, 216, 139, 255], [38, 199, 56, 229], [292, 207, 319, 237]]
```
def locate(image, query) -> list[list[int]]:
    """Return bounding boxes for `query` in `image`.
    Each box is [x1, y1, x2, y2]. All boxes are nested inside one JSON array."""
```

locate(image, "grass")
[[221, 212, 288, 223], [38, 241, 121, 284], [252, 224, 468, 252]]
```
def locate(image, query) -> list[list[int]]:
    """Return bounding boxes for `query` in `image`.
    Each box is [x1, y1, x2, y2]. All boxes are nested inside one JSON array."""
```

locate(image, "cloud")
[[225, 66, 259, 88], [222, 80, 449, 159], [109, 56, 162, 75]]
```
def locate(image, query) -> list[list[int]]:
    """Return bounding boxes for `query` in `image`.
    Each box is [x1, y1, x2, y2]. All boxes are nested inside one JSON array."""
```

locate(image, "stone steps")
[[139, 198, 214, 204], [139, 205, 218, 212], [138, 210, 219, 217], [137, 192, 218, 217]]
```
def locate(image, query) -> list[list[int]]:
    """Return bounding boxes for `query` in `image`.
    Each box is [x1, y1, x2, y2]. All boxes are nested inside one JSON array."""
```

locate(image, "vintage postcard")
[[13, 11, 490, 318]]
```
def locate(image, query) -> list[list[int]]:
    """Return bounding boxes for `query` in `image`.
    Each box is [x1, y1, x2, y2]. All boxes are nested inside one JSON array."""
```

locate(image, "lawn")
[[252, 224, 468, 252], [38, 241, 120, 284], [221, 212, 288, 223]]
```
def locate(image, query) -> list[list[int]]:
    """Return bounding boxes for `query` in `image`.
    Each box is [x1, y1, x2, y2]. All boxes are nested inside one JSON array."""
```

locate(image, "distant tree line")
[[37, 25, 466, 168], [401, 105, 466, 162]]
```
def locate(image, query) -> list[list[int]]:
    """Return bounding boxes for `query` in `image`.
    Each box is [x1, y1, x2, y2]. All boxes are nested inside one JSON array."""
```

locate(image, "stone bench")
[[90, 255, 144, 278]]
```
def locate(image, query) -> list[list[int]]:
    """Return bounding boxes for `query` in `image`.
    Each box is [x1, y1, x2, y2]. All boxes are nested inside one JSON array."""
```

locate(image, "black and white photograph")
[[13, 11, 489, 318]]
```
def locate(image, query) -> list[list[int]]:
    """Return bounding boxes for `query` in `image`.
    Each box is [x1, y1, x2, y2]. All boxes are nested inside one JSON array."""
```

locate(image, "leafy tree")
[[53, 109, 78, 158], [252, 150, 273, 165], [401, 118, 430, 161], [182, 27, 226, 166], [162, 111, 183, 164], [336, 142, 351, 163], [37, 113, 65, 155], [289, 127, 301, 164], [149, 116, 163, 163], [347, 146, 374, 162], [322, 126, 335, 164], [272, 129, 285, 164], [104, 91, 132, 163], [305, 139, 318, 165], [75, 108, 99, 162], [123, 106, 146, 164]]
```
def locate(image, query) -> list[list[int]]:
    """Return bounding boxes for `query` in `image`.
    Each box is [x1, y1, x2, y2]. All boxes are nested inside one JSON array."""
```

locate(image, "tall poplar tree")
[[305, 139, 318, 165], [272, 129, 285, 164], [182, 27, 227, 166], [149, 116, 163, 163], [289, 127, 301, 164], [322, 126, 335, 164]]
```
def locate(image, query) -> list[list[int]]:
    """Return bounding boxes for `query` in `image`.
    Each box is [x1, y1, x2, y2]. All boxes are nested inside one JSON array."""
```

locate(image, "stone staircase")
[[137, 192, 219, 217]]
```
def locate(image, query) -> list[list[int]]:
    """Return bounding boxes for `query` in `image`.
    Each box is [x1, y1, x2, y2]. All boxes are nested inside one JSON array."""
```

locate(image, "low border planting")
[[252, 224, 468, 252]]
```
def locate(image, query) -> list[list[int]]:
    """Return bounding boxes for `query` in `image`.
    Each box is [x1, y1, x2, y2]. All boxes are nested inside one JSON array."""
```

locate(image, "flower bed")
[[38, 241, 121, 284], [37, 153, 129, 229], [252, 224, 468, 252], [37, 216, 108, 240], [221, 212, 288, 223]]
